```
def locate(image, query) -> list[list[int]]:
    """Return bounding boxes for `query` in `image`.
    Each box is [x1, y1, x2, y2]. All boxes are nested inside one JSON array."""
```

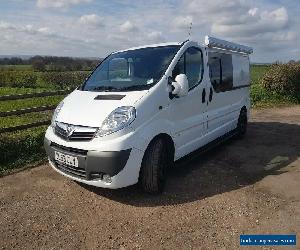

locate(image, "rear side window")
[[208, 52, 233, 92], [220, 54, 233, 91], [208, 53, 221, 88], [172, 47, 203, 89]]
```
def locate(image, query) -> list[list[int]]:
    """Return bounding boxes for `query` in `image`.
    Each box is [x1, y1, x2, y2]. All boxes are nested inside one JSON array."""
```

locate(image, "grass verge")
[[0, 126, 48, 174]]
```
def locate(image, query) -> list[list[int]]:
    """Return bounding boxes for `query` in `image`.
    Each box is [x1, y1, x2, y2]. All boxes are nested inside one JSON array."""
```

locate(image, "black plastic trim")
[[87, 149, 132, 177], [50, 142, 88, 155], [231, 84, 250, 90]]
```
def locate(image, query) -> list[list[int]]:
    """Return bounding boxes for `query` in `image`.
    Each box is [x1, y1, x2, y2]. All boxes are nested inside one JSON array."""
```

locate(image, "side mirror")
[[171, 74, 189, 97]]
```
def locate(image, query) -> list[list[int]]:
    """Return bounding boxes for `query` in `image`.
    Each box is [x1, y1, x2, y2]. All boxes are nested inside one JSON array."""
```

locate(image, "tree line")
[[0, 56, 101, 72]]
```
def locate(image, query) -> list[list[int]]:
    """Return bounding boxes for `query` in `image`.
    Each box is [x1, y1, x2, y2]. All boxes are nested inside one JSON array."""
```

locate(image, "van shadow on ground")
[[81, 121, 300, 207]]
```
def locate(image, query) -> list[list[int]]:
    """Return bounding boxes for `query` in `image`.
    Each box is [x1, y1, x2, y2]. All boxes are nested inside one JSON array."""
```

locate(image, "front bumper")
[[44, 138, 131, 178], [44, 133, 144, 189]]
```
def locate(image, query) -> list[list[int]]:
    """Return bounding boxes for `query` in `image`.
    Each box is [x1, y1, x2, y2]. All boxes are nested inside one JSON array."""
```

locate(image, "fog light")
[[102, 174, 112, 183]]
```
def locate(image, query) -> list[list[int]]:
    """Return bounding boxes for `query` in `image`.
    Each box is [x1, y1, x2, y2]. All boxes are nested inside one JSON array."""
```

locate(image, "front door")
[[168, 47, 209, 160]]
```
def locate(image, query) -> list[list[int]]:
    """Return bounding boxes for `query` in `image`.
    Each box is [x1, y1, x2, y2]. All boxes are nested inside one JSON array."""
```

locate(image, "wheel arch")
[[144, 133, 175, 162], [138, 132, 175, 192]]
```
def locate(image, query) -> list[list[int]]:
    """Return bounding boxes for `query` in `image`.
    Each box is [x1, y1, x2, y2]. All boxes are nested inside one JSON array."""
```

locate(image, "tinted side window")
[[172, 47, 203, 89], [208, 52, 233, 92], [208, 53, 221, 91], [185, 47, 203, 89], [220, 53, 233, 91]]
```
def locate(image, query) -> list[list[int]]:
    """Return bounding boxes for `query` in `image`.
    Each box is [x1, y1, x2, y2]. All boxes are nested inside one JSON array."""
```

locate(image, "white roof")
[[113, 42, 182, 53], [112, 36, 253, 55]]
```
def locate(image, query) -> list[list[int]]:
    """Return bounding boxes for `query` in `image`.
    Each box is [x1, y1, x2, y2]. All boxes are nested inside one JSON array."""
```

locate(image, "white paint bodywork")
[[45, 38, 252, 189]]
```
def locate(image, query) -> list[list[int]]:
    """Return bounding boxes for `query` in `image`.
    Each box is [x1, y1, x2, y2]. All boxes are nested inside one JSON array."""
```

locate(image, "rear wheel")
[[139, 138, 169, 194], [237, 109, 247, 138]]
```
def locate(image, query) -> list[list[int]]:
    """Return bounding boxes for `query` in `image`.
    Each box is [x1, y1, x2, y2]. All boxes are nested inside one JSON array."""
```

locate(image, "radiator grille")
[[54, 122, 97, 141], [55, 162, 87, 179]]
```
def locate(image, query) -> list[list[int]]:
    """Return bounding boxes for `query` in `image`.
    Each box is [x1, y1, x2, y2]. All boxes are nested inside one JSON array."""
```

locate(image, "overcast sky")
[[0, 0, 299, 62]]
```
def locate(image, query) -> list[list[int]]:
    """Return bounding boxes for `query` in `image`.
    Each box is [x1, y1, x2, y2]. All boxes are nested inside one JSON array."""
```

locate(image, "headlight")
[[51, 101, 64, 127], [96, 106, 136, 137]]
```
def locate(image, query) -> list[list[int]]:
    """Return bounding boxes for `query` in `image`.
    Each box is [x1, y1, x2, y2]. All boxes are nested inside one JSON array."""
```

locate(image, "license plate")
[[54, 151, 79, 168]]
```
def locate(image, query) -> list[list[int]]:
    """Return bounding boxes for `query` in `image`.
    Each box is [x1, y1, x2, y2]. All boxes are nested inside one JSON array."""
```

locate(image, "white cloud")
[[0, 20, 98, 56], [248, 8, 258, 16], [37, 27, 54, 35], [0, 0, 300, 62], [37, 0, 93, 9], [0, 21, 16, 30], [212, 7, 289, 38], [79, 14, 104, 27], [119, 20, 138, 33], [173, 16, 193, 29], [261, 7, 288, 24], [147, 31, 164, 42], [0, 21, 52, 36]]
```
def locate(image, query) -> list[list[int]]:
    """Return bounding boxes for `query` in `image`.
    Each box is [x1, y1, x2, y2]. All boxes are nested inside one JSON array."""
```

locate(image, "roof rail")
[[205, 36, 253, 54]]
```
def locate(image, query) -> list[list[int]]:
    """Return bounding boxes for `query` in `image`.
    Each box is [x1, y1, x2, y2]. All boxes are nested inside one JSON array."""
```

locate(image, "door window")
[[185, 47, 203, 89], [172, 54, 184, 78], [208, 52, 233, 92], [172, 47, 203, 89]]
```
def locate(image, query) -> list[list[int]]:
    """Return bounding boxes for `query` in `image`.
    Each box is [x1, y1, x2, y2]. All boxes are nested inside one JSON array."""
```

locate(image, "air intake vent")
[[94, 95, 125, 100]]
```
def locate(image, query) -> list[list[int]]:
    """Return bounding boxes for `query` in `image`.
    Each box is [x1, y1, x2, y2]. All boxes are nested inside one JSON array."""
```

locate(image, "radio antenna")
[[188, 21, 193, 39]]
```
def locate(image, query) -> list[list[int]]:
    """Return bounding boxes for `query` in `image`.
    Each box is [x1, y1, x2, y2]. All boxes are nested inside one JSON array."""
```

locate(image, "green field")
[[0, 86, 64, 173], [0, 86, 54, 95], [0, 65, 33, 71], [250, 65, 270, 85]]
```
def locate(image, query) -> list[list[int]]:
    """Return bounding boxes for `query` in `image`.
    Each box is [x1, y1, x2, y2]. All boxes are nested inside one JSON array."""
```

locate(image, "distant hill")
[[0, 55, 102, 71], [0, 55, 101, 60], [0, 55, 33, 59]]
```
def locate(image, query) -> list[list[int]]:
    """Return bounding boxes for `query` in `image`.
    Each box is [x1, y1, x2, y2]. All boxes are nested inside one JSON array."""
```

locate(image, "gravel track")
[[1, 106, 300, 250]]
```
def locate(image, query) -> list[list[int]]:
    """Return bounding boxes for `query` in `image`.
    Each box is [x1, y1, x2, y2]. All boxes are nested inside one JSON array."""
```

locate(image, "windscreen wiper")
[[117, 85, 151, 91]]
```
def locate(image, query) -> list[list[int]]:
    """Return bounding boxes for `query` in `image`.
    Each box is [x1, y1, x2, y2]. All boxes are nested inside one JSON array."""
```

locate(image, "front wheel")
[[139, 138, 168, 194]]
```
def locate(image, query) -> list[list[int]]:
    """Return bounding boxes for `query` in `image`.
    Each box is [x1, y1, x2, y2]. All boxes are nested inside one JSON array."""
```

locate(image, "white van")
[[44, 36, 253, 193]]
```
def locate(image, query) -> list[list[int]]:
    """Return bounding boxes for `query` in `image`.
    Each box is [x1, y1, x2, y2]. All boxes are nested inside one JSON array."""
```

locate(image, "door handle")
[[209, 87, 213, 102], [202, 89, 206, 103]]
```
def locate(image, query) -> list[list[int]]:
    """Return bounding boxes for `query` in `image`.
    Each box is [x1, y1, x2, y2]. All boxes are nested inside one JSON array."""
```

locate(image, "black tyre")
[[139, 138, 169, 194], [237, 109, 247, 138]]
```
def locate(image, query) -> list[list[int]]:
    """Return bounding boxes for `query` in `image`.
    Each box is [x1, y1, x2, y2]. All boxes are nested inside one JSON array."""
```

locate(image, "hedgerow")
[[261, 63, 300, 101], [39, 71, 90, 89], [0, 71, 38, 88], [0, 127, 46, 173], [0, 70, 91, 89]]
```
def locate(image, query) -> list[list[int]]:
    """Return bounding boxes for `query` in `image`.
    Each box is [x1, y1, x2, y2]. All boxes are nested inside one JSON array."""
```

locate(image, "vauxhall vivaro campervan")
[[44, 36, 253, 193]]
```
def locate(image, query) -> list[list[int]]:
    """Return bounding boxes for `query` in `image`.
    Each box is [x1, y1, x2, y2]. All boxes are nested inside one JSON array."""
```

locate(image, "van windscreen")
[[82, 45, 180, 92]]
